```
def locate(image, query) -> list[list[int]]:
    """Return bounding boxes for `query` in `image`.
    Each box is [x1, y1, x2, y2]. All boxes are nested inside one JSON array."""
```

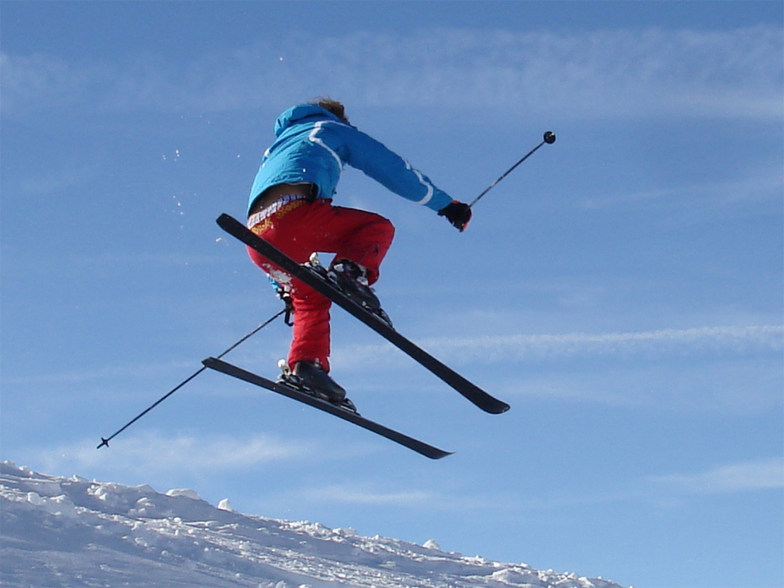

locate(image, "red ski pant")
[[247, 198, 395, 373]]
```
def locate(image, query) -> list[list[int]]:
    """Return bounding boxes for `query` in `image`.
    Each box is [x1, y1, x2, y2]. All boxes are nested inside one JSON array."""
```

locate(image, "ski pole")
[[97, 308, 286, 449], [469, 131, 556, 208]]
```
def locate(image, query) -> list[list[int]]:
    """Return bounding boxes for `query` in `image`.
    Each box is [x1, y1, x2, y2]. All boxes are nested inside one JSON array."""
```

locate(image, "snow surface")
[[0, 461, 628, 588]]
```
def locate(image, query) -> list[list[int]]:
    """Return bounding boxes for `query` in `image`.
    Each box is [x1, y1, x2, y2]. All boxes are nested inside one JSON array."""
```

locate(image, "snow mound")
[[0, 461, 629, 588]]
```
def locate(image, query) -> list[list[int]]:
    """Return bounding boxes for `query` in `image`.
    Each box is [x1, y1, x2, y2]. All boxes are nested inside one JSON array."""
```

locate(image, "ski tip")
[[216, 213, 238, 228], [431, 450, 455, 460], [481, 401, 510, 415], [495, 402, 511, 415]]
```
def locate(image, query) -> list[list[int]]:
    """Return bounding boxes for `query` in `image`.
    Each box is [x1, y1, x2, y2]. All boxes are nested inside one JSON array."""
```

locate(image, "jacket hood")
[[274, 104, 343, 137]]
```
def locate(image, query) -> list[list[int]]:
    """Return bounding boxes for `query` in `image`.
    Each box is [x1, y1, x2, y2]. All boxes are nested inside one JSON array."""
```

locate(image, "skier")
[[246, 98, 471, 404]]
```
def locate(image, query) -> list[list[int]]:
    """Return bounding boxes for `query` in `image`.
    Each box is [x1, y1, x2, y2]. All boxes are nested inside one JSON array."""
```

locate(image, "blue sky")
[[1, 2, 782, 587]]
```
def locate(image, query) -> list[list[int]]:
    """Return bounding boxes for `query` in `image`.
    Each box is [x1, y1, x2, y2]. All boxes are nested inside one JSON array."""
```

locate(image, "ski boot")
[[307, 254, 393, 327], [278, 360, 357, 412]]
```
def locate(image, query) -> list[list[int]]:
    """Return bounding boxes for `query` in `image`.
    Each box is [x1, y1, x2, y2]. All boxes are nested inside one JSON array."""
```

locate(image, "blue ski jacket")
[[248, 104, 453, 214]]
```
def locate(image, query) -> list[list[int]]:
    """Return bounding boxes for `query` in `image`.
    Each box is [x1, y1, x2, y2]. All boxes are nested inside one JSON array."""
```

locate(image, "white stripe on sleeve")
[[406, 161, 434, 206]]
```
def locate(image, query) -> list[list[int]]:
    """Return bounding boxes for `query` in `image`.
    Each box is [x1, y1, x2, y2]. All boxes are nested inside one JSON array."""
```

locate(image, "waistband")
[[247, 194, 309, 232]]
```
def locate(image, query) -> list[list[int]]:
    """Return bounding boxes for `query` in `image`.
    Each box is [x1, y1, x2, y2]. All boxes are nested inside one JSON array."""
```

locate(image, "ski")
[[202, 357, 452, 460], [216, 213, 510, 415]]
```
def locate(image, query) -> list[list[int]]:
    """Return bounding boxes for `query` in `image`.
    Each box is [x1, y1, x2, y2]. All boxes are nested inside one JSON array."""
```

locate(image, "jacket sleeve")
[[332, 124, 454, 212]]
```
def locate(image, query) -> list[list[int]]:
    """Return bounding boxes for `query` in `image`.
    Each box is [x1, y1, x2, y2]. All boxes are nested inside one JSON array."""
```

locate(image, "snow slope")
[[0, 461, 628, 588]]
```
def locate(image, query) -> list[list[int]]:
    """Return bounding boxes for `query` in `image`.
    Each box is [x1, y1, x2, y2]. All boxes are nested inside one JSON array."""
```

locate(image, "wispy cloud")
[[290, 482, 522, 513], [2, 26, 781, 120], [0, 359, 199, 387], [299, 484, 437, 507], [500, 356, 781, 411], [23, 432, 314, 482], [333, 325, 784, 369], [648, 457, 784, 495], [302, 457, 784, 513], [436, 324, 783, 362], [481, 457, 784, 512], [579, 168, 784, 213]]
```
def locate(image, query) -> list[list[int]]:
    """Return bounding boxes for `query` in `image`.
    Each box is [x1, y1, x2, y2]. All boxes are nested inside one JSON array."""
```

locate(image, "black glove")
[[438, 200, 472, 232]]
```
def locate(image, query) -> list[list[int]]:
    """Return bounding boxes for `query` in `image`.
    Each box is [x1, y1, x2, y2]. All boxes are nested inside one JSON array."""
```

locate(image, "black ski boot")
[[327, 259, 393, 327], [327, 260, 380, 309], [289, 361, 347, 404]]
